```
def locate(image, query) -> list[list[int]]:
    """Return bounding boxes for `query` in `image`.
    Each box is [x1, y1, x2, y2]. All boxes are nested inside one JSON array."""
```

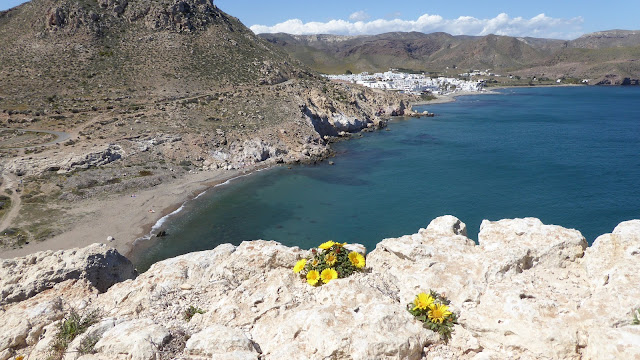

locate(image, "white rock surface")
[[1, 217, 639, 360], [184, 325, 258, 359], [0, 243, 136, 305], [93, 319, 170, 360]]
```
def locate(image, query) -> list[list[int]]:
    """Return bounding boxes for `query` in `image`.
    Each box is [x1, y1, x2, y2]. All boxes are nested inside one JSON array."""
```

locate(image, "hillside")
[[568, 30, 640, 49], [0, 0, 415, 250], [260, 30, 640, 84]]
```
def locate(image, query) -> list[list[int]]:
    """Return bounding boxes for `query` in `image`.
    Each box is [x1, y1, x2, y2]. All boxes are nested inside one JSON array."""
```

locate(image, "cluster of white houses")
[[325, 70, 485, 95]]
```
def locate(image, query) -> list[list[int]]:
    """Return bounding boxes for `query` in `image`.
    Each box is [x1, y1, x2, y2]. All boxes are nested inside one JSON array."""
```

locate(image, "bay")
[[131, 86, 640, 271]]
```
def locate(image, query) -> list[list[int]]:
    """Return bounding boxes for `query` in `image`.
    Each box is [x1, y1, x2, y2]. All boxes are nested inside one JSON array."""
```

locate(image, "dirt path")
[[0, 127, 72, 149], [0, 171, 22, 232]]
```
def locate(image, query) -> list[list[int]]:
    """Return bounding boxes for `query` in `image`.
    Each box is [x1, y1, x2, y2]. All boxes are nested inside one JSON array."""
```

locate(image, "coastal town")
[[325, 70, 486, 95]]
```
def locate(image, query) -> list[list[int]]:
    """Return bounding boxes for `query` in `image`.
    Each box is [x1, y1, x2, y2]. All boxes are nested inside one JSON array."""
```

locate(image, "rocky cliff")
[[1, 216, 639, 360], [0, 0, 416, 248]]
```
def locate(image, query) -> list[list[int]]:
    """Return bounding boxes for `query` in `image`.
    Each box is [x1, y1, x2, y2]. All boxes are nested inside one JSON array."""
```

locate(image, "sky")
[[2, 0, 638, 40]]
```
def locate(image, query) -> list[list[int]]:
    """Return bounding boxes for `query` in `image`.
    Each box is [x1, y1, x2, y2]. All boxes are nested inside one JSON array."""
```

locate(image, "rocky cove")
[[1, 215, 639, 360]]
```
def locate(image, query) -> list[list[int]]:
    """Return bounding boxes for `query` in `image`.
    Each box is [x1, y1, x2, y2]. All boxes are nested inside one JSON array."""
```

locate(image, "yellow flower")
[[320, 268, 338, 284], [428, 303, 452, 323], [15, 356, 24, 360], [319, 240, 336, 250], [325, 252, 337, 266], [306, 270, 320, 286], [348, 252, 365, 269], [311, 259, 319, 267], [413, 292, 434, 311], [293, 259, 306, 273]]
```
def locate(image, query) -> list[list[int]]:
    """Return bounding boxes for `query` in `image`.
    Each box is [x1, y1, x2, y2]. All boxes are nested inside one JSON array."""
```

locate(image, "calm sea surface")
[[131, 86, 640, 271]]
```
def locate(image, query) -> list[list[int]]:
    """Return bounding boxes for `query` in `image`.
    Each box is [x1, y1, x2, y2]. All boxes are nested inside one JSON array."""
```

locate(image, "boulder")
[[0, 279, 97, 359], [478, 217, 587, 280], [0, 243, 136, 305], [251, 275, 436, 360], [184, 325, 258, 359], [93, 319, 171, 360]]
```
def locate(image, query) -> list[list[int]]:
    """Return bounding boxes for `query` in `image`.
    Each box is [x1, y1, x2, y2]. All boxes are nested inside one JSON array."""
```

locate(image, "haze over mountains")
[[260, 30, 640, 85]]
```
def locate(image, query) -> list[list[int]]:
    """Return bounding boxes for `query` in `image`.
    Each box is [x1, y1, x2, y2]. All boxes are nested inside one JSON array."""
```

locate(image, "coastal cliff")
[[0, 0, 417, 250], [1, 216, 639, 360]]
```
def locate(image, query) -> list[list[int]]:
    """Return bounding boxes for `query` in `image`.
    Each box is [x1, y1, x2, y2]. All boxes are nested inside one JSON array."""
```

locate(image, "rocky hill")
[[0, 0, 415, 248], [1, 216, 639, 359], [260, 32, 556, 74], [568, 30, 640, 49], [260, 30, 640, 85]]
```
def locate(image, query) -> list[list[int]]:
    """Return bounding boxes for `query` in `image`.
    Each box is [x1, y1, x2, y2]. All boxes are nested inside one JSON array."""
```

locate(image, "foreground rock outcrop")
[[1, 217, 639, 360]]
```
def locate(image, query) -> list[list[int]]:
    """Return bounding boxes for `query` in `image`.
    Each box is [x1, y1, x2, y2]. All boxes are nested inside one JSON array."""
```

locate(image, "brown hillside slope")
[[0, 0, 413, 251], [260, 30, 640, 84]]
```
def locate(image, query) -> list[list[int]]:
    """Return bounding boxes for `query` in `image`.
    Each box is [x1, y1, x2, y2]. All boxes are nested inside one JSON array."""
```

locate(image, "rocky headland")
[[0, 0, 418, 253], [1, 216, 639, 360]]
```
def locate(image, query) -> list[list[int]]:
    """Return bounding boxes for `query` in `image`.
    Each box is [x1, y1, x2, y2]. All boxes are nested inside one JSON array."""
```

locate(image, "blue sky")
[[2, 0, 637, 39]]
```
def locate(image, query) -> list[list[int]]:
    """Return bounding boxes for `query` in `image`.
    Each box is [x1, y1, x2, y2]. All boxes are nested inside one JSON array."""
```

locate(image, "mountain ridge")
[[259, 29, 640, 84]]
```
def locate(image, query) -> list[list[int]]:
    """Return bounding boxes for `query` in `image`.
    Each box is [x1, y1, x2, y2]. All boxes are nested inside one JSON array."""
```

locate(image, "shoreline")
[[409, 83, 588, 108], [0, 166, 258, 259], [127, 164, 274, 259], [0, 85, 560, 261], [0, 90, 495, 261], [410, 89, 501, 107]]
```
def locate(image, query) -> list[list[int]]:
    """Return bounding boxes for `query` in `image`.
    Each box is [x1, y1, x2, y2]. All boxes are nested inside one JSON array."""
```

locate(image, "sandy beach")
[[0, 167, 260, 259], [410, 89, 502, 107]]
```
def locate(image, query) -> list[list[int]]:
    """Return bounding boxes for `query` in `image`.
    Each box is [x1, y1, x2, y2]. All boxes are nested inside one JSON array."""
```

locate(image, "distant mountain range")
[[259, 30, 640, 85]]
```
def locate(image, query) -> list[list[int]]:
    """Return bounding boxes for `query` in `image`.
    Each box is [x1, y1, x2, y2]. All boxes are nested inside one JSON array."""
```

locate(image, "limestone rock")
[[251, 275, 435, 360], [424, 214, 468, 238], [184, 325, 258, 359], [582, 326, 640, 360], [2, 217, 640, 360], [5, 145, 125, 176], [0, 243, 136, 305], [344, 243, 366, 255], [93, 319, 171, 360], [478, 217, 587, 280], [0, 279, 97, 358], [367, 216, 483, 307], [579, 220, 640, 331]]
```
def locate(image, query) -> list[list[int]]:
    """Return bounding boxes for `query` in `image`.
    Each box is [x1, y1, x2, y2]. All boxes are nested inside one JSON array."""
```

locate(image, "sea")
[[130, 86, 640, 271]]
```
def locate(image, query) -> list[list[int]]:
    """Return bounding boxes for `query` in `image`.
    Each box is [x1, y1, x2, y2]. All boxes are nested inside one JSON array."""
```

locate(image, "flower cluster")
[[407, 290, 458, 342], [293, 241, 366, 286]]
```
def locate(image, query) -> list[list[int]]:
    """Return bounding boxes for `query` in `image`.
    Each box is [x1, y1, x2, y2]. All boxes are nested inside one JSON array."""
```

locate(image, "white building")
[[325, 70, 485, 95]]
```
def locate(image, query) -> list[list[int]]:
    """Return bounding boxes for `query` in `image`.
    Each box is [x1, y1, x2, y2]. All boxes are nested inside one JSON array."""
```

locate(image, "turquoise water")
[[131, 86, 640, 271]]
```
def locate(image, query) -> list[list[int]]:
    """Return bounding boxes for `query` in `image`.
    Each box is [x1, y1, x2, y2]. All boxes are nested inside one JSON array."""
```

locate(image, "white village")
[[325, 70, 487, 95]]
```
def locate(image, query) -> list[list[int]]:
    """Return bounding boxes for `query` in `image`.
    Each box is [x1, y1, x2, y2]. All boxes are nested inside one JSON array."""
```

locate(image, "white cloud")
[[349, 10, 370, 22], [250, 13, 584, 39]]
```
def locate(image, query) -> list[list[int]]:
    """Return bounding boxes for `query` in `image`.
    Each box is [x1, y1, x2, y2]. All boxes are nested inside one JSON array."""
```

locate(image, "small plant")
[[293, 241, 366, 286], [78, 335, 100, 355], [184, 306, 205, 321], [407, 290, 458, 342], [633, 308, 640, 325], [48, 309, 100, 360]]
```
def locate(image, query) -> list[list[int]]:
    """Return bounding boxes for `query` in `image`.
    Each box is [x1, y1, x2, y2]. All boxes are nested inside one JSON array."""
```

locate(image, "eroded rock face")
[[1, 217, 639, 360], [4, 144, 125, 176], [0, 243, 136, 306]]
